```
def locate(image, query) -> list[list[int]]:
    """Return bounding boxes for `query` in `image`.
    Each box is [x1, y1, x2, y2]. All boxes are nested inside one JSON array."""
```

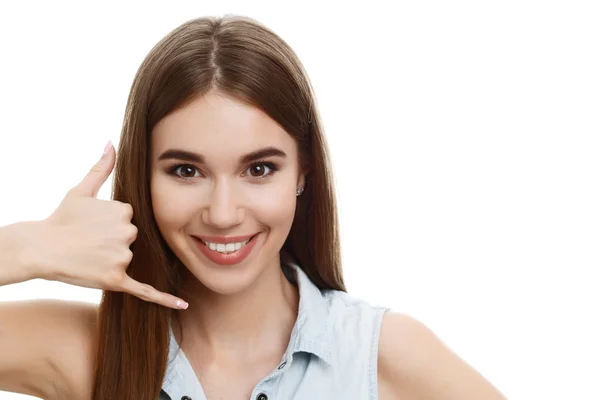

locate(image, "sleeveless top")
[[159, 261, 389, 400]]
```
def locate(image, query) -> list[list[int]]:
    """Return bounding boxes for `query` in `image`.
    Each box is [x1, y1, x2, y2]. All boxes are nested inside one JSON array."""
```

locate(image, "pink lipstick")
[[192, 233, 260, 266]]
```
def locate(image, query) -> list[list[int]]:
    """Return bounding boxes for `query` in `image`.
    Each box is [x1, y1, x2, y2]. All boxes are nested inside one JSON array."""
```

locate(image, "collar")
[[280, 260, 333, 365]]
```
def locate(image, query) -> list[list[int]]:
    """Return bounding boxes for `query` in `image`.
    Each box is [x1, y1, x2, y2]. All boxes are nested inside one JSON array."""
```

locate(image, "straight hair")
[[92, 15, 345, 399]]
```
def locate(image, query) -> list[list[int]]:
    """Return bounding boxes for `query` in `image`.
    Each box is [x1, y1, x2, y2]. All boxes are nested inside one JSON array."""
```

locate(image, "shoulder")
[[323, 289, 386, 313], [377, 312, 507, 400], [321, 290, 387, 365], [322, 290, 388, 335]]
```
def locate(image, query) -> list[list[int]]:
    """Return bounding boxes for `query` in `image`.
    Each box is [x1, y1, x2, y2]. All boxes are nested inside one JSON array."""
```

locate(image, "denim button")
[[257, 393, 268, 400], [278, 361, 287, 370], [181, 396, 192, 400]]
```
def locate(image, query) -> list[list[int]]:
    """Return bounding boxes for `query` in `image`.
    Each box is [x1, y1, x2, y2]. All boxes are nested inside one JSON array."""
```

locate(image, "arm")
[[0, 299, 98, 399], [0, 222, 98, 398], [377, 312, 508, 400], [0, 221, 46, 286]]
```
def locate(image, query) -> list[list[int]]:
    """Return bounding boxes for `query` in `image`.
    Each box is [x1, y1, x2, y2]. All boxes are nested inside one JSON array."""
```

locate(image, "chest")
[[193, 359, 279, 400], [161, 352, 346, 400], [161, 352, 376, 400]]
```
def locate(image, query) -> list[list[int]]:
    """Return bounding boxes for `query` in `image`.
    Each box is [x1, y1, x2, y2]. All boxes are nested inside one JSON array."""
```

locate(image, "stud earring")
[[296, 188, 304, 196]]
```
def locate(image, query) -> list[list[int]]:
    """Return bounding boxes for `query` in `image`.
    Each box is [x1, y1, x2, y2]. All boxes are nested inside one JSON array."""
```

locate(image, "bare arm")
[[0, 220, 98, 398], [0, 221, 45, 287], [0, 299, 97, 399], [0, 218, 89, 398], [0, 144, 187, 398], [378, 312, 508, 400]]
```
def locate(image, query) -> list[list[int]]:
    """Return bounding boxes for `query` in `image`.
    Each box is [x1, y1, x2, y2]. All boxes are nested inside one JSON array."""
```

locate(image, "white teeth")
[[202, 238, 251, 254]]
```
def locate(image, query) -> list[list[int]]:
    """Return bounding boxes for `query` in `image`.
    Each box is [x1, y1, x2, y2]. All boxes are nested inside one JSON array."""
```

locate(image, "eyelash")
[[167, 161, 280, 182]]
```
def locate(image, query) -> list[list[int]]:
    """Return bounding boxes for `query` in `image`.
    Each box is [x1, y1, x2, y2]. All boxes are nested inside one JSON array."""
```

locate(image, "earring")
[[296, 188, 304, 196]]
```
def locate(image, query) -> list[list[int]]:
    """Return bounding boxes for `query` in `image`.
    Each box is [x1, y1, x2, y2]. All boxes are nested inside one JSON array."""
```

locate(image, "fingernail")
[[176, 299, 188, 309], [103, 140, 112, 156]]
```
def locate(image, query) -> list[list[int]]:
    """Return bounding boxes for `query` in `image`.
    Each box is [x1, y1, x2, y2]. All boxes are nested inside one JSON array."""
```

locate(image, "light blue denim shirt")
[[160, 261, 389, 400]]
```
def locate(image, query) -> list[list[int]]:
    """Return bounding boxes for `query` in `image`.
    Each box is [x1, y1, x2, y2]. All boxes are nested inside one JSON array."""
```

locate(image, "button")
[[277, 361, 287, 370], [256, 393, 268, 400], [181, 397, 192, 400]]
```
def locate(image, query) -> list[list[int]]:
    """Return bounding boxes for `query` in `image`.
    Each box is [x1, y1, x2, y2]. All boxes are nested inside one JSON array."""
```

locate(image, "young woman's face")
[[150, 91, 304, 295]]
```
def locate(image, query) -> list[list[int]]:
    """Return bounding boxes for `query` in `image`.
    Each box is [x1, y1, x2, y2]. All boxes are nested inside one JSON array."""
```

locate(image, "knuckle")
[[120, 249, 134, 265], [135, 283, 154, 302], [121, 203, 134, 219], [127, 225, 138, 242], [105, 253, 131, 281], [119, 225, 137, 242], [140, 284, 152, 298]]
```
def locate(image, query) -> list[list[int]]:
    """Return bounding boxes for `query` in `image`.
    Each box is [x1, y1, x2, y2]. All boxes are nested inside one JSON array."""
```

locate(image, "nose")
[[201, 180, 243, 229]]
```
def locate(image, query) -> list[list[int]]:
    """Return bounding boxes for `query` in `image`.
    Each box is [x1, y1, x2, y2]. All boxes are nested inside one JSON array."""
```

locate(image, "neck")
[[175, 258, 299, 365]]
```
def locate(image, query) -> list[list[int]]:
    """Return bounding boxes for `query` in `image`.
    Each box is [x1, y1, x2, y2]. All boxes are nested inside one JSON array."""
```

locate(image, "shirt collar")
[[162, 326, 205, 399], [281, 260, 333, 365]]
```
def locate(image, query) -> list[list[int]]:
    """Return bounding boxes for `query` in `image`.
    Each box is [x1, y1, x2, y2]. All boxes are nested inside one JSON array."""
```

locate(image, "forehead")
[[151, 92, 297, 159]]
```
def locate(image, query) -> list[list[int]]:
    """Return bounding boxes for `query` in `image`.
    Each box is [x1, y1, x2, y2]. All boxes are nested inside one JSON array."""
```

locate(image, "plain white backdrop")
[[0, 1, 598, 399]]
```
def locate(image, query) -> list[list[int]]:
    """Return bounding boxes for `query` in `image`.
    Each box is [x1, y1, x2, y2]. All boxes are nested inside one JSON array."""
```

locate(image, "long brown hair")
[[92, 14, 344, 399]]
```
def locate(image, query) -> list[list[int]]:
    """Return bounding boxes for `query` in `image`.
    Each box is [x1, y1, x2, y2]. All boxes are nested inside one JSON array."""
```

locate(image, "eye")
[[245, 162, 279, 180], [169, 164, 201, 180]]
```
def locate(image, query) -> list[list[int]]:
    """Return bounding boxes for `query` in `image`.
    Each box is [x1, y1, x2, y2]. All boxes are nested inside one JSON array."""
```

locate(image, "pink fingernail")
[[176, 299, 188, 309], [103, 140, 112, 155]]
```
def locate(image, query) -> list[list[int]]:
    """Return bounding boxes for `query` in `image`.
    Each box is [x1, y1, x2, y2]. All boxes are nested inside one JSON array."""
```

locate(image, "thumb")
[[72, 141, 116, 198]]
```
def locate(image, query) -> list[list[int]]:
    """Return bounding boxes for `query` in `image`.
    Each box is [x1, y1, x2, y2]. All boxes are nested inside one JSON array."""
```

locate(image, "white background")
[[0, 1, 598, 399]]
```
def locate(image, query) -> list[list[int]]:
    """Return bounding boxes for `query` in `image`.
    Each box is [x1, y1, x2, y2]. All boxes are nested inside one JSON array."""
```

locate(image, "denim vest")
[[159, 261, 389, 400]]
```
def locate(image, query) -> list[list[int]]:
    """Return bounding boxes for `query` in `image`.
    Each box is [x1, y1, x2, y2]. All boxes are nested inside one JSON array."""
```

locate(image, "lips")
[[192, 232, 260, 266]]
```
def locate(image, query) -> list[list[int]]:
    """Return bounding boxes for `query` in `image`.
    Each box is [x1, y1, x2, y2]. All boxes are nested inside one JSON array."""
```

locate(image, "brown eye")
[[243, 162, 279, 180], [180, 166, 196, 178], [249, 164, 267, 177], [170, 164, 200, 179]]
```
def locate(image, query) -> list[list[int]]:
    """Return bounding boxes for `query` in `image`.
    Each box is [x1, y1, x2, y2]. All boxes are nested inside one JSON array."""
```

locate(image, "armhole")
[[369, 307, 389, 400]]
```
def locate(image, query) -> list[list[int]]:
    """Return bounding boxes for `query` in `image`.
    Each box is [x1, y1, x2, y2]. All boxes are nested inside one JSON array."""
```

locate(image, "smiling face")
[[149, 90, 305, 295]]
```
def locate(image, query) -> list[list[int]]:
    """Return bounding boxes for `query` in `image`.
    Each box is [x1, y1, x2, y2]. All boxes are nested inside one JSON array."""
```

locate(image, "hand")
[[35, 141, 188, 310]]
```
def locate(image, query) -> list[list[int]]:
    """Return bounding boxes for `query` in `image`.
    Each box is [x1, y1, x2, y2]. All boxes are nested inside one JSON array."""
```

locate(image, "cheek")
[[150, 177, 197, 230], [248, 184, 297, 230]]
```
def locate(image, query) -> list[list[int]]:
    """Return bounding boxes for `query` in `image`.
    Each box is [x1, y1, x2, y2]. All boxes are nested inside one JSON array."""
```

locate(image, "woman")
[[0, 15, 507, 400]]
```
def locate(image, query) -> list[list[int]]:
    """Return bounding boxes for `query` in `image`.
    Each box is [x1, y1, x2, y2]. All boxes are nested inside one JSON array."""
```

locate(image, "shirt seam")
[[369, 307, 389, 400]]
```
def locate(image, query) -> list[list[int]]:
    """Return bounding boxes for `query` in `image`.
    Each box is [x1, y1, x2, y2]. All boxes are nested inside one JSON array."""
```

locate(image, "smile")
[[192, 233, 260, 266], [201, 237, 252, 254]]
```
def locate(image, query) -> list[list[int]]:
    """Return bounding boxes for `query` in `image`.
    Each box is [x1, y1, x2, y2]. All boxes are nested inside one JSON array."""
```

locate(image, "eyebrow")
[[157, 146, 288, 165]]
